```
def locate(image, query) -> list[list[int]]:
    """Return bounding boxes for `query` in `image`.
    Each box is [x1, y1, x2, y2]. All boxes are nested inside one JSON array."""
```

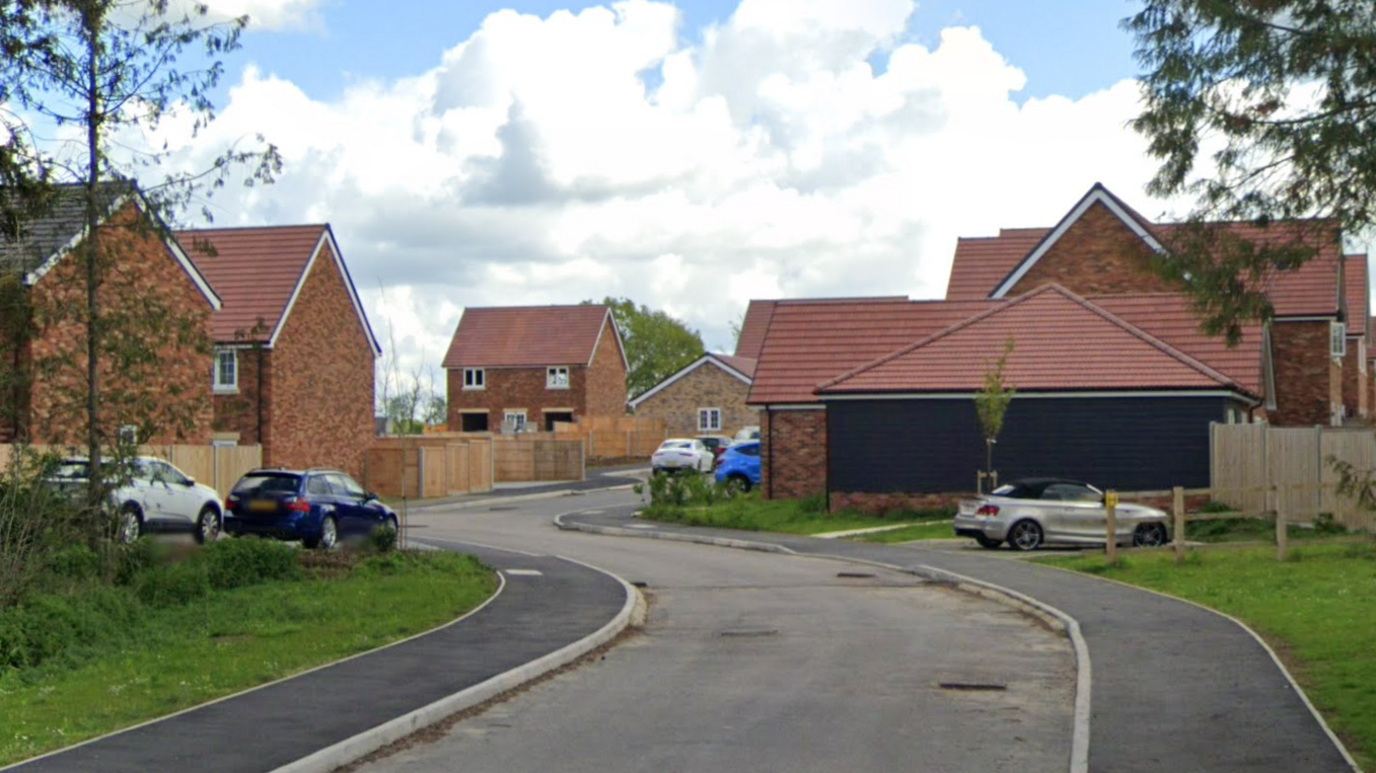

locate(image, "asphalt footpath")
[[560, 507, 1358, 773], [11, 543, 629, 773]]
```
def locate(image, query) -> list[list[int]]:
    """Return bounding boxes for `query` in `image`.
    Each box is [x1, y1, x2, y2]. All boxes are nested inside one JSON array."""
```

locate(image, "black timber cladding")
[[827, 395, 1242, 493]]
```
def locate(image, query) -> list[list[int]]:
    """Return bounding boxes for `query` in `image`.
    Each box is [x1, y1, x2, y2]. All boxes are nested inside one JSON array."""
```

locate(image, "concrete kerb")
[[399, 483, 639, 514], [555, 514, 1091, 773], [271, 556, 643, 773]]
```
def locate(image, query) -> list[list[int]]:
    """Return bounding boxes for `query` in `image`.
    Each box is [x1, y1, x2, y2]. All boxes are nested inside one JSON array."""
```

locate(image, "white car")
[[651, 438, 715, 474], [50, 456, 225, 544]]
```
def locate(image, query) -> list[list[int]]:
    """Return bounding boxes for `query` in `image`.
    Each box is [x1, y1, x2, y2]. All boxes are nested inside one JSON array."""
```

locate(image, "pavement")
[[395, 464, 646, 512], [8, 543, 635, 773], [558, 507, 1360, 773]]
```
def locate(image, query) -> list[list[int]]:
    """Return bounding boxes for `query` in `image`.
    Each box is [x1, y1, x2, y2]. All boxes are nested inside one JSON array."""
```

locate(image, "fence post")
[[1275, 483, 1288, 562], [1104, 490, 1118, 566], [1173, 486, 1185, 565]]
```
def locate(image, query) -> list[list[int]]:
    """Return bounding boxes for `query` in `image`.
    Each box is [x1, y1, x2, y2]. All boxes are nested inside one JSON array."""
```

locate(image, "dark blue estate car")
[[714, 441, 761, 493], [224, 468, 398, 549]]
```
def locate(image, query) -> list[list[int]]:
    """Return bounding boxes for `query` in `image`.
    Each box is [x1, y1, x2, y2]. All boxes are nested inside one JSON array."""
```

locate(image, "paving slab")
[[10, 544, 628, 773], [560, 508, 1358, 773]]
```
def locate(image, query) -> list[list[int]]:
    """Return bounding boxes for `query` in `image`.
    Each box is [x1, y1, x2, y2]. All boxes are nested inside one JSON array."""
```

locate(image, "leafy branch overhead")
[[1127, 1, 1376, 343]]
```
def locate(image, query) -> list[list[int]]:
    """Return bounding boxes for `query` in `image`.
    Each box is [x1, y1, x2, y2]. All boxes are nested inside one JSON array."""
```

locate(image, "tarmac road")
[[361, 490, 1076, 773]]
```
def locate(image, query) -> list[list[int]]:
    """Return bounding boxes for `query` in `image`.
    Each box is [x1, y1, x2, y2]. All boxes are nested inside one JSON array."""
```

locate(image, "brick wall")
[[27, 204, 213, 445], [1271, 321, 1339, 426], [762, 408, 827, 500], [1342, 340, 1367, 418], [212, 346, 271, 446], [264, 241, 376, 478], [632, 362, 753, 437], [584, 317, 628, 417], [829, 491, 961, 514], [447, 365, 586, 432], [1008, 202, 1179, 296]]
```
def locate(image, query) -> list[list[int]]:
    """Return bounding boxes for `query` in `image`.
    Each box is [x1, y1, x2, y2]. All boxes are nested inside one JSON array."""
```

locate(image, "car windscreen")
[[659, 441, 691, 450], [232, 474, 301, 496]]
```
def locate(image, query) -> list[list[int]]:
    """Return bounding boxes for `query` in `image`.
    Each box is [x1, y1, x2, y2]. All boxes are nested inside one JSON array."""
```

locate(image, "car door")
[[326, 473, 370, 535], [1043, 483, 1105, 543], [156, 461, 204, 526], [336, 472, 387, 532], [305, 474, 344, 530], [128, 459, 169, 524]]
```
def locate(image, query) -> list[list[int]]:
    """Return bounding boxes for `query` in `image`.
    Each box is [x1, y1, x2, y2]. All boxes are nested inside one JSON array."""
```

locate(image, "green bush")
[[1312, 513, 1348, 536], [796, 492, 827, 514], [203, 538, 300, 590], [46, 544, 102, 581], [0, 588, 143, 670], [368, 523, 399, 554], [1197, 500, 1236, 513], [135, 559, 209, 607]]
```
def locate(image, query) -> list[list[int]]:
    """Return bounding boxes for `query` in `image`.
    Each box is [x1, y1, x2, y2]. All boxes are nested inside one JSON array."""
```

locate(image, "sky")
[[114, 0, 1212, 390]]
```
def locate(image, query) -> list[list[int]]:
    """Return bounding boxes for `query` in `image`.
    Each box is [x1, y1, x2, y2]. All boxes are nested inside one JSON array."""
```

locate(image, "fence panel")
[[1211, 423, 1376, 528], [468, 438, 492, 493], [420, 447, 446, 497]]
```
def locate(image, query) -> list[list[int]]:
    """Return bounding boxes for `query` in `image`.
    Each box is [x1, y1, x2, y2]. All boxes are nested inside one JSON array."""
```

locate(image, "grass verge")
[[850, 521, 955, 543], [1185, 515, 1351, 543], [1046, 541, 1376, 770], [0, 545, 496, 766], [639, 492, 953, 536]]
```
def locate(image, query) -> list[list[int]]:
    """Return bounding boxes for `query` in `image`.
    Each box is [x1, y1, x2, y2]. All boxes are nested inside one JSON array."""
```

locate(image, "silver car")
[[954, 478, 1169, 552]]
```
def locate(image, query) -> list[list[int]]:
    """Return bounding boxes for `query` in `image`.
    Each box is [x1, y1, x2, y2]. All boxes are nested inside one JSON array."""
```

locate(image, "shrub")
[[135, 560, 209, 607], [0, 588, 143, 669], [368, 523, 399, 554], [203, 538, 301, 590], [46, 544, 102, 582], [1197, 500, 1236, 513], [796, 492, 827, 514], [1312, 513, 1347, 536]]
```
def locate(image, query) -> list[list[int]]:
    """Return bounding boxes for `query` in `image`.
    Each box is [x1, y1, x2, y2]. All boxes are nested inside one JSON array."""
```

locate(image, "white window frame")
[[463, 368, 485, 391], [213, 348, 238, 394], [698, 407, 722, 432], [1332, 322, 1347, 358], [504, 410, 527, 432], [546, 366, 570, 390]]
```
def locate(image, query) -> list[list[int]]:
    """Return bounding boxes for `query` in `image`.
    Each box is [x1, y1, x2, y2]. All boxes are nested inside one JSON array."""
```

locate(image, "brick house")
[[750, 182, 1359, 504], [179, 225, 380, 478], [0, 182, 220, 445], [1342, 256, 1370, 420], [628, 353, 757, 437], [443, 305, 627, 433]]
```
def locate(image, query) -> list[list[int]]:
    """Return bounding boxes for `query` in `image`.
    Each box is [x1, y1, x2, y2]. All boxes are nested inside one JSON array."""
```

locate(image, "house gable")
[[270, 226, 381, 355], [995, 185, 1171, 298], [629, 354, 753, 410]]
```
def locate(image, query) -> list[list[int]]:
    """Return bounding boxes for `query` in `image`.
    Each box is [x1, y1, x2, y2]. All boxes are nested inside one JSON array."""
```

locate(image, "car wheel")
[[305, 516, 338, 550], [117, 505, 142, 544], [724, 475, 751, 496], [1007, 520, 1043, 552], [974, 534, 1002, 549], [383, 515, 399, 535], [194, 506, 220, 545], [1133, 522, 1168, 548]]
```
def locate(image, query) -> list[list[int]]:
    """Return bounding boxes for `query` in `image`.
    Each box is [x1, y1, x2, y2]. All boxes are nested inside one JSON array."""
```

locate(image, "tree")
[[1126, 1, 1376, 343], [2, 0, 279, 520], [592, 297, 704, 400], [973, 337, 1015, 490]]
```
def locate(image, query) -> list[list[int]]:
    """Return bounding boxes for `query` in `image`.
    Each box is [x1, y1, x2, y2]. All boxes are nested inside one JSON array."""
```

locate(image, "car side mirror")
[[184, 478, 196, 487], [364, 491, 378, 503]]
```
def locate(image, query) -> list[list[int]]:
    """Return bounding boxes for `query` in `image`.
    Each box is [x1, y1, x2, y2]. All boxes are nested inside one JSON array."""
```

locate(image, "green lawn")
[[0, 550, 496, 766], [1184, 515, 1350, 543], [639, 495, 952, 536], [1046, 542, 1376, 770]]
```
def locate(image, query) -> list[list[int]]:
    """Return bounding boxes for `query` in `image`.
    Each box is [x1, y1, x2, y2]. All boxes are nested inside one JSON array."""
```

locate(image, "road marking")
[[504, 569, 544, 577]]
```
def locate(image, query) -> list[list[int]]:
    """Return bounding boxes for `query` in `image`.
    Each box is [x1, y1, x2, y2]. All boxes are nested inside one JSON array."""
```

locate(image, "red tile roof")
[[820, 286, 1248, 395], [944, 229, 1048, 301], [1344, 255, 1369, 339], [178, 225, 328, 343], [715, 354, 757, 379], [1091, 293, 1264, 395], [441, 305, 616, 369], [944, 185, 1342, 317], [735, 301, 776, 359], [748, 298, 996, 404]]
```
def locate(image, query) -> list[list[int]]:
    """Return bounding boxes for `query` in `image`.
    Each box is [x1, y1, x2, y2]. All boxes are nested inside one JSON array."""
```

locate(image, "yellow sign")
[[1104, 491, 1118, 509]]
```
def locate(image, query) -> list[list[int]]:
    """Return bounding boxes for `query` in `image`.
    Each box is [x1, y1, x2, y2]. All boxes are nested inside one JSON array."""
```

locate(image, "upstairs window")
[[1332, 322, 1347, 358], [213, 349, 237, 393], [547, 366, 570, 389], [463, 368, 485, 390]]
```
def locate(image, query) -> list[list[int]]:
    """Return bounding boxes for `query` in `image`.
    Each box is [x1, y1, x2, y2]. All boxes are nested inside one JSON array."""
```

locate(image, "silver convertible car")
[[954, 478, 1170, 551]]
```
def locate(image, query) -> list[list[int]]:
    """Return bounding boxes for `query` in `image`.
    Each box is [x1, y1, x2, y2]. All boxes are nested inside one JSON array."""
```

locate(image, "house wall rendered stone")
[[762, 408, 827, 500], [27, 204, 213, 445], [1007, 203, 1179, 296], [632, 362, 753, 437], [263, 241, 375, 478]]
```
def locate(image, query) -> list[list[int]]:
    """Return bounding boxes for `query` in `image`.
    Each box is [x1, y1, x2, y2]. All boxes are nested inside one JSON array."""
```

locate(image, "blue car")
[[714, 441, 761, 493], [224, 468, 398, 549]]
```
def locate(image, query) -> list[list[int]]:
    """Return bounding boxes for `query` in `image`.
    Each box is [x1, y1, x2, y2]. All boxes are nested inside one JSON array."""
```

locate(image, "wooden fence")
[[0, 443, 262, 497], [492, 436, 584, 483], [553, 415, 667, 459], [1211, 423, 1376, 530], [364, 434, 494, 499]]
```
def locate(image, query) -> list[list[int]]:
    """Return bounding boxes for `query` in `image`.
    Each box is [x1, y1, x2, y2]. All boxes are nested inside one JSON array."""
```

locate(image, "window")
[[213, 349, 238, 393], [697, 408, 722, 432], [463, 368, 485, 390], [328, 473, 366, 499], [546, 366, 570, 389], [503, 410, 527, 433], [1332, 322, 1347, 358], [1041, 483, 1101, 503]]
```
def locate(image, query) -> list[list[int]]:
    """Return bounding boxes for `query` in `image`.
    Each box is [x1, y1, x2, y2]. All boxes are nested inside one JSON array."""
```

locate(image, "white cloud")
[[197, 0, 325, 32], [145, 0, 1191, 389]]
